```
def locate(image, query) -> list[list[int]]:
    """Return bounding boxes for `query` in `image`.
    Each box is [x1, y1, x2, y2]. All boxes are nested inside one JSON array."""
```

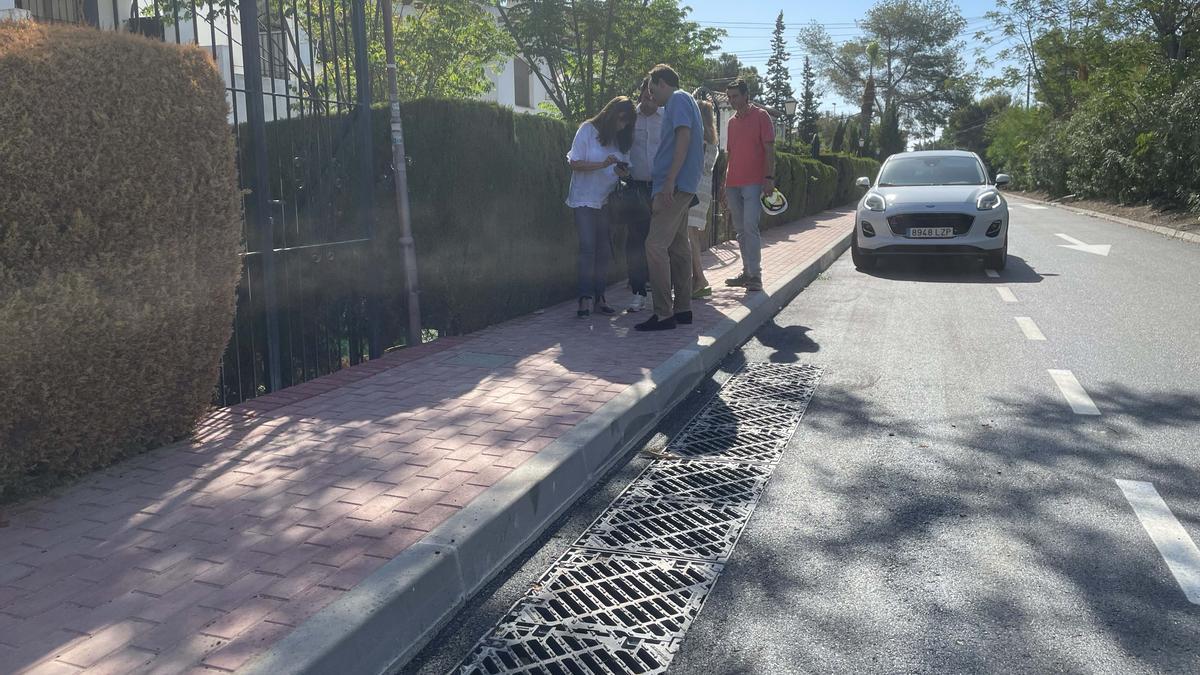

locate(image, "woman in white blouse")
[[566, 96, 636, 317], [687, 95, 721, 298]]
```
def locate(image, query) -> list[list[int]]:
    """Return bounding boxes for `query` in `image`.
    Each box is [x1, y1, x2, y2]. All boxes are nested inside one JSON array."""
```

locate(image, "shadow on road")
[[862, 254, 1053, 284]]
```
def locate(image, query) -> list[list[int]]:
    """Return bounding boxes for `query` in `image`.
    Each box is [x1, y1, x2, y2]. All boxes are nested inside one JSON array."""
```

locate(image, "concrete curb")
[[1008, 194, 1200, 245], [241, 223, 852, 675]]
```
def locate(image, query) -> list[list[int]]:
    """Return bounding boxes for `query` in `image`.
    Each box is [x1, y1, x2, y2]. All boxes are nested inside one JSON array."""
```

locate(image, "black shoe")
[[634, 315, 677, 331], [673, 311, 693, 324], [725, 272, 749, 287], [745, 276, 763, 291], [577, 296, 592, 317]]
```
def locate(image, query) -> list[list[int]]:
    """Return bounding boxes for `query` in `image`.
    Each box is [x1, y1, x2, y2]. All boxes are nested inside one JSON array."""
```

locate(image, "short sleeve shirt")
[[565, 122, 628, 209], [726, 105, 775, 187], [651, 90, 704, 197]]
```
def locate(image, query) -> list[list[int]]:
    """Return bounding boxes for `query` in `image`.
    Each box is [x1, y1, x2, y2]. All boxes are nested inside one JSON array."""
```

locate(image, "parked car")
[[852, 150, 1011, 270]]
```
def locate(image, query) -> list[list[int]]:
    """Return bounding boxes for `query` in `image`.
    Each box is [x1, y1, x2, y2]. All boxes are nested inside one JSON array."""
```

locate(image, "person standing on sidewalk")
[[723, 79, 776, 292], [686, 92, 720, 299], [566, 96, 636, 317], [636, 64, 704, 332], [622, 78, 663, 313]]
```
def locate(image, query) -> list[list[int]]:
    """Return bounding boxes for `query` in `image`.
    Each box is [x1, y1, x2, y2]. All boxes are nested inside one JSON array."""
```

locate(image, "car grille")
[[888, 212, 975, 236]]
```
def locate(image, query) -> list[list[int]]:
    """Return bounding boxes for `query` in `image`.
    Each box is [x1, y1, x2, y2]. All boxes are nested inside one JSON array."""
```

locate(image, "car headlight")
[[864, 193, 886, 211], [977, 191, 1001, 210]]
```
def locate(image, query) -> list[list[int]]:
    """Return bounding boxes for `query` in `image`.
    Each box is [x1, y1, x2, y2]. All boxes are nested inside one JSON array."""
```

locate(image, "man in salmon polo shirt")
[[723, 79, 776, 292]]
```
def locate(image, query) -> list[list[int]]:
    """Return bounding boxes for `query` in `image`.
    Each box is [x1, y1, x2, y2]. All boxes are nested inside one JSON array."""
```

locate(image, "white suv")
[[852, 150, 1011, 270]]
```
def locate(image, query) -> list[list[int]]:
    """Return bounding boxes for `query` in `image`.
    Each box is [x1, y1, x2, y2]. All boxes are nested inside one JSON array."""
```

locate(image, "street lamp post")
[[783, 98, 798, 145]]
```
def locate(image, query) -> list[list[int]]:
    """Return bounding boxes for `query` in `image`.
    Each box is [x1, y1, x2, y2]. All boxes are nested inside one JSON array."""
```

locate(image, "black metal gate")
[[56, 0, 391, 405]]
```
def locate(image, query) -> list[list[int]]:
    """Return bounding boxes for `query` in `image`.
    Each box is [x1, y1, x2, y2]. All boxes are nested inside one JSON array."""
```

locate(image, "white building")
[[5, 0, 553, 121]]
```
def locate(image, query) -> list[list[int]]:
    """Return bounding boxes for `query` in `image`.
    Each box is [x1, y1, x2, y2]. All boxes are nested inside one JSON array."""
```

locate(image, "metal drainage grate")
[[691, 398, 808, 432], [623, 460, 772, 504], [459, 624, 673, 675], [454, 364, 823, 675], [576, 497, 754, 563], [502, 549, 721, 641], [666, 426, 793, 464]]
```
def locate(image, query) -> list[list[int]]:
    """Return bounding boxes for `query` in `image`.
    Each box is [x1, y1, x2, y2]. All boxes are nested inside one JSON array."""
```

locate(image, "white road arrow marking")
[[1056, 233, 1111, 256]]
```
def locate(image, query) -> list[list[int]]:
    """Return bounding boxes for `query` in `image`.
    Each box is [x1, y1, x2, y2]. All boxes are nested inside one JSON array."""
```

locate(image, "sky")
[[683, 0, 1011, 119]]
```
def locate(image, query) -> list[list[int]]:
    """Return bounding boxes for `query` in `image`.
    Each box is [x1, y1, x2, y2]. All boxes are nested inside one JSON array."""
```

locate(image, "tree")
[[939, 93, 1012, 156], [831, 118, 846, 152], [149, 0, 514, 109], [393, 1, 516, 101], [799, 0, 971, 132], [878, 103, 905, 159], [702, 52, 761, 97], [495, 0, 724, 122], [797, 55, 821, 144], [764, 11, 795, 128]]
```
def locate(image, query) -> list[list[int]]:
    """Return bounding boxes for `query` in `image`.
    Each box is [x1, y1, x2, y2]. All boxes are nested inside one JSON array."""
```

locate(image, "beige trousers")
[[645, 191, 694, 319]]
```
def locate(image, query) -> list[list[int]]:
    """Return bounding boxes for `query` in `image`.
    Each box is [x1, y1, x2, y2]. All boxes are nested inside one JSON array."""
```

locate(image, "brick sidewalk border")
[[0, 209, 853, 675]]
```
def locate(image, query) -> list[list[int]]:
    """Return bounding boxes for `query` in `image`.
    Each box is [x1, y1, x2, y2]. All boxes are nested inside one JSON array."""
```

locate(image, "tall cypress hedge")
[[0, 23, 242, 497]]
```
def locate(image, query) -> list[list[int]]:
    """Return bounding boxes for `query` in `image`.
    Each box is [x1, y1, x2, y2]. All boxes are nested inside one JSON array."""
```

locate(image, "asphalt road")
[[403, 198, 1200, 674]]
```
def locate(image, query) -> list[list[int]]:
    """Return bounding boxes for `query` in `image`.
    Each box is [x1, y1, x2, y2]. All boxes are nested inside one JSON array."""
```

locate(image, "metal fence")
[[29, 0, 392, 406]]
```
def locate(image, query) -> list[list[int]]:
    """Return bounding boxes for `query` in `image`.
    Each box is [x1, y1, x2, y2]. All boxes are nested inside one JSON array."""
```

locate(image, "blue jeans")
[[575, 206, 612, 298], [725, 184, 764, 277]]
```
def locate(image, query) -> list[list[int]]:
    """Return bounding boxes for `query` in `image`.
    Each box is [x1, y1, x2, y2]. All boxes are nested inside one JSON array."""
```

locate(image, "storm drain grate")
[[623, 460, 772, 504], [690, 398, 808, 432], [576, 498, 754, 563], [459, 624, 674, 675], [500, 549, 721, 641], [453, 364, 823, 675], [666, 426, 793, 464]]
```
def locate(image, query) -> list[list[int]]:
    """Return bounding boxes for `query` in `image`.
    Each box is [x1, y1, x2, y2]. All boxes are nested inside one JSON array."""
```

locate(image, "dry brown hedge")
[[0, 22, 242, 498]]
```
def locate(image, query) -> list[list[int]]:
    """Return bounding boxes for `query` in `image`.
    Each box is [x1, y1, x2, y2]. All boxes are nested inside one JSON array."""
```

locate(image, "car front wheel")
[[851, 235, 875, 271]]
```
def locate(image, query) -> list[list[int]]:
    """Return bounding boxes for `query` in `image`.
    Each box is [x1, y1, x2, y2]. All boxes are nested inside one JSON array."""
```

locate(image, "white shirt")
[[688, 142, 721, 230], [566, 122, 628, 209], [629, 107, 663, 182]]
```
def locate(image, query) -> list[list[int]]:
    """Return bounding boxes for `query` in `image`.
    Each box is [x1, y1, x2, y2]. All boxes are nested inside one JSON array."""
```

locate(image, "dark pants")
[[575, 206, 612, 298], [624, 181, 651, 295]]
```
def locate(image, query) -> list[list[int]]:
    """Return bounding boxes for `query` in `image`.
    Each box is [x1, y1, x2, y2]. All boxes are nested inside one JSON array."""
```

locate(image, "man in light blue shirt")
[[636, 63, 704, 332]]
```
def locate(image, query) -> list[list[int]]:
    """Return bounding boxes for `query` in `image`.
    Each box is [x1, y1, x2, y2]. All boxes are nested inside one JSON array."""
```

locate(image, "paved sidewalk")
[[0, 209, 853, 675]]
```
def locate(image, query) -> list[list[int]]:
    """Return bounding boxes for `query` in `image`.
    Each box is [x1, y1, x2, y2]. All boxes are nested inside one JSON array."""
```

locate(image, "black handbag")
[[610, 179, 651, 223]]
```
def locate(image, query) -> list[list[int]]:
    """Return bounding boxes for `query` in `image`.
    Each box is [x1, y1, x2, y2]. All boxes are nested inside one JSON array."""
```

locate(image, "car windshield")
[[876, 156, 986, 187]]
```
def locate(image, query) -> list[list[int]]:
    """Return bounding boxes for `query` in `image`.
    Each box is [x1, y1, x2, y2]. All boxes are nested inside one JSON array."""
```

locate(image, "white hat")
[[761, 188, 788, 216]]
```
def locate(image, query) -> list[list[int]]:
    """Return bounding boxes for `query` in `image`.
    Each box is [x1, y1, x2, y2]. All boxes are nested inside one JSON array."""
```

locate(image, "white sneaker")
[[625, 294, 647, 313]]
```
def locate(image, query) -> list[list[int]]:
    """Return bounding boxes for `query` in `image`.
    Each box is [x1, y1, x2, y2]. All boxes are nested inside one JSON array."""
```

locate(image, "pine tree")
[[764, 11, 794, 131], [798, 56, 821, 145], [878, 104, 905, 161], [831, 119, 846, 152]]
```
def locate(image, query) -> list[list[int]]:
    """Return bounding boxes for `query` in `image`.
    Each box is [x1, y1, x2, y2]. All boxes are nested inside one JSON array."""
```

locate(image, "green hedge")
[[819, 153, 881, 206], [0, 23, 242, 498]]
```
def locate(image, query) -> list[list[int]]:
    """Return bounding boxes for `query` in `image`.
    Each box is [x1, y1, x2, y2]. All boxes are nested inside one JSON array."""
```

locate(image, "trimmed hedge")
[[0, 24, 242, 497], [819, 153, 881, 206]]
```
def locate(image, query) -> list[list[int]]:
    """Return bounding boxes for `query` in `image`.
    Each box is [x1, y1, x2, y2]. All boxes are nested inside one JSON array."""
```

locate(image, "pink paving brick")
[[0, 211, 852, 672]]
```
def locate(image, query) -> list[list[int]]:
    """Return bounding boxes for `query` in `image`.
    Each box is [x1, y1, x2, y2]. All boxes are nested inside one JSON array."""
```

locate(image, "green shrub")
[[818, 153, 880, 205], [0, 23, 242, 497]]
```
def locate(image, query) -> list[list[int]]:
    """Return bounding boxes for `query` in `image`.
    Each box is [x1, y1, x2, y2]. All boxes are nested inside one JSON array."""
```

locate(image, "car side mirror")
[[855, 177, 871, 188], [995, 174, 1011, 187]]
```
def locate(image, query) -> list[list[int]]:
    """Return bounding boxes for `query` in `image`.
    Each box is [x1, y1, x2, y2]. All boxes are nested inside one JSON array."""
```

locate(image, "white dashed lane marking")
[[1015, 317, 1047, 341], [1048, 369, 1101, 415], [1116, 480, 1200, 605], [1017, 204, 1048, 210], [996, 287, 1017, 302]]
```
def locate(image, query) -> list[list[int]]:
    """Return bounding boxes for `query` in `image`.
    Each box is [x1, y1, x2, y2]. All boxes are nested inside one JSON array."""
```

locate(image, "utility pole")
[[382, 0, 423, 348]]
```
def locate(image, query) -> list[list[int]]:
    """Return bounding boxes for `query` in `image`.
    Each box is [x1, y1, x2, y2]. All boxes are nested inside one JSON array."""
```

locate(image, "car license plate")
[[908, 227, 954, 238]]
